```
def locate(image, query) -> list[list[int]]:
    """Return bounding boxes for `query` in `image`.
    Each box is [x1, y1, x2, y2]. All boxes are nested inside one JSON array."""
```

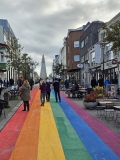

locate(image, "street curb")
[[0, 101, 23, 132]]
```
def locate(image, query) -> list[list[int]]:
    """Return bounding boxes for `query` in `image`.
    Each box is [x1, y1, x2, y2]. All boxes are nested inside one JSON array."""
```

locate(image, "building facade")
[[0, 19, 20, 84], [79, 21, 103, 86], [66, 27, 84, 81]]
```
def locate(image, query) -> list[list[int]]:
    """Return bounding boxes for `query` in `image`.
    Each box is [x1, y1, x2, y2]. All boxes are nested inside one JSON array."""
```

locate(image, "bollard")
[[4, 92, 9, 105]]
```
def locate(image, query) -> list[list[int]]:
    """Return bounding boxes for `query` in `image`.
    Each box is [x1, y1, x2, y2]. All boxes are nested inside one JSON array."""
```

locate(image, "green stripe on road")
[[50, 93, 92, 160]]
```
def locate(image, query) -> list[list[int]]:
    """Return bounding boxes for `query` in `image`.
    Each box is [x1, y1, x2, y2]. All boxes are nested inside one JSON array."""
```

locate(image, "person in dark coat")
[[97, 75, 104, 87], [64, 79, 69, 91], [19, 80, 31, 111], [29, 78, 34, 90], [39, 80, 47, 106], [9, 78, 14, 86], [4, 78, 9, 88], [46, 79, 51, 102], [18, 77, 24, 88], [0, 78, 3, 97], [52, 78, 61, 102], [91, 77, 97, 88]]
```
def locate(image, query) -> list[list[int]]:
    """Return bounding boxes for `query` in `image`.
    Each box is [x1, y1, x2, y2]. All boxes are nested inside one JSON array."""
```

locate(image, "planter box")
[[83, 101, 98, 109]]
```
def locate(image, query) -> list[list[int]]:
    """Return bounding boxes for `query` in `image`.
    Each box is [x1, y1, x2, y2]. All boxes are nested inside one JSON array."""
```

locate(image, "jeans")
[[46, 92, 50, 101], [40, 93, 46, 104], [54, 90, 61, 102]]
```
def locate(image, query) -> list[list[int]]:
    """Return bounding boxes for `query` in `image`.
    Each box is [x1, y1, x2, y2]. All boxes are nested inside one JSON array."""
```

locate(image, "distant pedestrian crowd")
[[91, 75, 111, 88]]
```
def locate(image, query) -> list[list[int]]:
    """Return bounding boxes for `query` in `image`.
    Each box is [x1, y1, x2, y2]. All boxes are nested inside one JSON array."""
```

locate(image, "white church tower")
[[40, 54, 47, 80]]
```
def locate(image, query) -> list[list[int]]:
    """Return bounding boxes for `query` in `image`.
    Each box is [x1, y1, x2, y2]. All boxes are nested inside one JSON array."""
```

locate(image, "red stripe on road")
[[0, 87, 38, 160]]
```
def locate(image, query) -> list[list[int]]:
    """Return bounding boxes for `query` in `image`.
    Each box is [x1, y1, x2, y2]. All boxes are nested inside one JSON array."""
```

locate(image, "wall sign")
[[77, 63, 83, 68]]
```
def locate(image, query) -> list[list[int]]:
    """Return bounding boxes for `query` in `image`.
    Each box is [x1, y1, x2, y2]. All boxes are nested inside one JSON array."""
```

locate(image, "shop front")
[[104, 60, 118, 85]]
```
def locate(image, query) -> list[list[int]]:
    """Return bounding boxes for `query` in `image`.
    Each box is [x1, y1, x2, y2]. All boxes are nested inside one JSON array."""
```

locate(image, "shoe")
[[22, 110, 26, 111]]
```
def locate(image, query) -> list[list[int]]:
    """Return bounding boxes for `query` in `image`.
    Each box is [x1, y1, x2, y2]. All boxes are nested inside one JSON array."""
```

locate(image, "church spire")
[[40, 54, 47, 79]]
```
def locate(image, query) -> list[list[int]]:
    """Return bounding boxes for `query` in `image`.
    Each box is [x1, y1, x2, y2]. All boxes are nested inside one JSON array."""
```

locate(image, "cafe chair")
[[104, 103, 115, 120]]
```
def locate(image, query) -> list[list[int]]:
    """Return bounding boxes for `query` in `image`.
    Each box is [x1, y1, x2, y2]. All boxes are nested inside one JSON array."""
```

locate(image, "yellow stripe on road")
[[37, 102, 65, 160]]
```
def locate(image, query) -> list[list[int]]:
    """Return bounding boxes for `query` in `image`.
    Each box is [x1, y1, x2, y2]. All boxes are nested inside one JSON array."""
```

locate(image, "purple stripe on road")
[[60, 92, 120, 158]]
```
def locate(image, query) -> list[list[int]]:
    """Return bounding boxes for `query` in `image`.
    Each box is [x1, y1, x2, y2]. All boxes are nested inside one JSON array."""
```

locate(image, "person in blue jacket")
[[64, 79, 69, 91], [104, 77, 110, 87]]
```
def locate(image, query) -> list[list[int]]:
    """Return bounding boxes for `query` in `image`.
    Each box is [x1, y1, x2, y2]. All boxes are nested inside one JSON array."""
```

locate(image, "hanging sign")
[[77, 63, 83, 68], [112, 59, 117, 64]]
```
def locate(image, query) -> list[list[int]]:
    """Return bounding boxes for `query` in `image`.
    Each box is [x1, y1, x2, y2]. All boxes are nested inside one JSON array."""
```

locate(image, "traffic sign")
[[77, 63, 83, 68]]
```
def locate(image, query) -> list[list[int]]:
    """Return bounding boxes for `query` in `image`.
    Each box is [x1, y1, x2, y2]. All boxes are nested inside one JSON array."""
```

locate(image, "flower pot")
[[83, 101, 98, 109]]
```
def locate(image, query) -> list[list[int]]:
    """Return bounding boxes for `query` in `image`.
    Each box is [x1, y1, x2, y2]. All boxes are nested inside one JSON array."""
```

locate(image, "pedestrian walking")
[[97, 75, 104, 87], [4, 78, 9, 88], [0, 78, 3, 97], [19, 80, 31, 111], [9, 77, 14, 86], [52, 78, 61, 102], [64, 79, 69, 93], [91, 77, 97, 88], [39, 80, 47, 106], [29, 78, 34, 90], [104, 77, 110, 87], [46, 79, 51, 102], [18, 77, 24, 88]]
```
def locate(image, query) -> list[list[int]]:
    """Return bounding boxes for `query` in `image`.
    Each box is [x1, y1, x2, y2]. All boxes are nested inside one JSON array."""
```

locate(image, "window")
[[81, 56, 84, 63], [85, 36, 88, 45], [74, 55, 79, 62], [74, 41, 79, 48], [1, 54, 4, 62], [106, 50, 113, 61], [100, 31, 105, 41], [81, 40, 84, 48], [85, 53, 88, 61], [91, 51, 96, 64]]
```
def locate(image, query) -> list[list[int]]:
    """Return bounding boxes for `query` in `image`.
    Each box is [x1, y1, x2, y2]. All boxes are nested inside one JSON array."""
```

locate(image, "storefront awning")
[[0, 43, 10, 51]]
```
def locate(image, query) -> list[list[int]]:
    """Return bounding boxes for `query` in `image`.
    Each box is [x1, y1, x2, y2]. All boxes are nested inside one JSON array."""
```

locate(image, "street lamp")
[[100, 41, 107, 86], [72, 61, 73, 77]]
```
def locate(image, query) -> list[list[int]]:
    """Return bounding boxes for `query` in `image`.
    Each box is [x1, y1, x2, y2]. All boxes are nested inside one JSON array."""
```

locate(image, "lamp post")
[[72, 61, 73, 77], [100, 42, 107, 86]]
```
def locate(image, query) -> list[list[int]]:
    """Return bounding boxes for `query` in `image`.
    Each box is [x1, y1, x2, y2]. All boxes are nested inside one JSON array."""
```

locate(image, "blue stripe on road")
[[54, 95, 120, 159]]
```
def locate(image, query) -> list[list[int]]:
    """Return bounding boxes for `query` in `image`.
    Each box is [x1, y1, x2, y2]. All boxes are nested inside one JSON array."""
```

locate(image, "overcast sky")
[[0, 0, 120, 76]]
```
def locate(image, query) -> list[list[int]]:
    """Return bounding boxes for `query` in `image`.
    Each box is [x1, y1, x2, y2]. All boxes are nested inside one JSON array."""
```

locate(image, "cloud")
[[0, 0, 120, 76]]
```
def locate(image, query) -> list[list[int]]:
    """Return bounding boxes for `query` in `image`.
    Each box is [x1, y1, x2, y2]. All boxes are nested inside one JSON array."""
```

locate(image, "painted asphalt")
[[0, 87, 120, 160]]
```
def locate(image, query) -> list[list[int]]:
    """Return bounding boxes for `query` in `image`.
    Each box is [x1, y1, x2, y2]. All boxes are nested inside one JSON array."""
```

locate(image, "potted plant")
[[93, 86, 104, 98], [83, 92, 98, 109]]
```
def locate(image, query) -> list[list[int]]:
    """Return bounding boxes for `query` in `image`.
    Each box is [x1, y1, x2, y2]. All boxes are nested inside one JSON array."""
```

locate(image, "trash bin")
[[0, 99, 6, 118], [4, 92, 9, 105]]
